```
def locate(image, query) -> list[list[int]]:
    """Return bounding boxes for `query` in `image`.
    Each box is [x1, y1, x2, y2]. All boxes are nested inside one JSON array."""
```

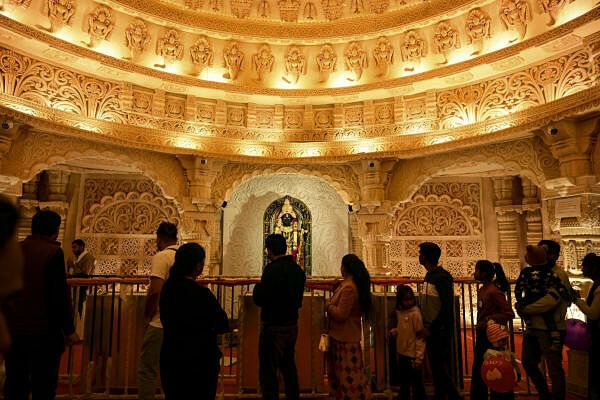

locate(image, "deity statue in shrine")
[[274, 198, 306, 266]]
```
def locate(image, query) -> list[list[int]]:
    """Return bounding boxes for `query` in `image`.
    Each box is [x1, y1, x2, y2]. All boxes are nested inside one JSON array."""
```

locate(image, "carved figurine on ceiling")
[[252, 44, 274, 81], [465, 8, 492, 55], [349, 0, 364, 14], [155, 29, 184, 68], [84, 6, 114, 48], [257, 0, 271, 17], [124, 19, 151, 61], [368, 0, 389, 13], [223, 41, 244, 80], [283, 46, 306, 84], [184, 0, 203, 9], [345, 42, 368, 81], [373, 36, 394, 77], [209, 0, 222, 10], [231, 0, 252, 18], [316, 44, 337, 83], [537, 0, 571, 26], [278, 0, 301, 21], [401, 30, 426, 72], [433, 21, 460, 65], [190, 36, 213, 76], [303, 0, 316, 19], [500, 0, 531, 42], [321, 0, 344, 20], [41, 0, 76, 32]]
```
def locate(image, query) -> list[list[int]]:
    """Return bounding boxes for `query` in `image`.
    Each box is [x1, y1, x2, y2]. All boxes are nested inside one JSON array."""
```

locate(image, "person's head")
[[396, 284, 416, 310], [170, 242, 206, 279], [156, 221, 177, 251], [71, 239, 85, 257], [265, 233, 287, 259], [582, 253, 600, 282], [525, 244, 547, 268], [474, 260, 510, 294], [538, 240, 560, 266], [0, 197, 19, 250], [419, 242, 441, 270], [341, 254, 372, 317], [31, 210, 61, 239]]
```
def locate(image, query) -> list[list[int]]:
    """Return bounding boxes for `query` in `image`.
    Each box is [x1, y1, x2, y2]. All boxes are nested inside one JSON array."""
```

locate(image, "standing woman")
[[159, 243, 229, 400], [327, 254, 372, 400], [470, 260, 515, 400], [574, 253, 600, 400]]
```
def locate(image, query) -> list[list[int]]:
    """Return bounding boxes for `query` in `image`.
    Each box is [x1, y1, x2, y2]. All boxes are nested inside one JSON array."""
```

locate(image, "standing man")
[[138, 222, 178, 400], [253, 233, 306, 400], [518, 240, 575, 400], [418, 242, 462, 400], [4, 210, 80, 400], [68, 239, 95, 276]]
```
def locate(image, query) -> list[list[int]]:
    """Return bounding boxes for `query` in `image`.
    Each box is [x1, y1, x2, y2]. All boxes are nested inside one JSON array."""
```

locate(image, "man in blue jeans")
[[253, 234, 306, 400]]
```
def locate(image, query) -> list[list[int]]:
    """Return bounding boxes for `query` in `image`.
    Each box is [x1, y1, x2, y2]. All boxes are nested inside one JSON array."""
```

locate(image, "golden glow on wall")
[[175, 137, 198, 149]]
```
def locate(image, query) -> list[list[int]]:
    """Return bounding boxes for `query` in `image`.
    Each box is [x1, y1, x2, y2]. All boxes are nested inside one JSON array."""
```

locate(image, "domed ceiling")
[[0, 0, 599, 160]]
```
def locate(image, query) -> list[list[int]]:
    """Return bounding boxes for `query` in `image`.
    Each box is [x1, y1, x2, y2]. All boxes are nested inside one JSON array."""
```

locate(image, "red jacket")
[[476, 283, 514, 330]]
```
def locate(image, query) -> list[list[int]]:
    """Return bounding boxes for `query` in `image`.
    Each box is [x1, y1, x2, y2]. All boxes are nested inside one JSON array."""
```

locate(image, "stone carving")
[[401, 30, 426, 72], [303, 0, 316, 19], [321, 0, 344, 20], [223, 41, 244, 81], [184, 0, 203, 9], [252, 44, 275, 81], [284, 110, 303, 128], [368, 0, 389, 13], [345, 42, 368, 81], [230, 0, 252, 18], [283, 46, 306, 84], [190, 36, 213, 76], [500, 0, 532, 42], [42, 0, 76, 32], [155, 30, 184, 68], [84, 6, 114, 48], [316, 44, 337, 83], [433, 21, 461, 64], [537, 0, 571, 26], [124, 19, 151, 61], [349, 0, 363, 14], [257, 0, 271, 17], [278, 0, 301, 21], [196, 103, 216, 123], [6, 0, 32, 7], [132, 91, 153, 114], [373, 36, 394, 78], [209, 0, 222, 10], [465, 8, 492, 55], [165, 97, 185, 119]]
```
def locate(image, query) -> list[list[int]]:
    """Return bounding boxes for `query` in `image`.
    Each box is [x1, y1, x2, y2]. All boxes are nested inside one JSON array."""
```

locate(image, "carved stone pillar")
[[521, 177, 542, 245], [493, 177, 522, 278], [178, 156, 226, 209], [355, 211, 392, 276], [180, 210, 221, 275]]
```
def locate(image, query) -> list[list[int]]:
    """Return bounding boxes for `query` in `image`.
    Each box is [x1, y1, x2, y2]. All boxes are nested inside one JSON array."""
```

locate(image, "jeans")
[[521, 329, 565, 400], [258, 324, 300, 400], [426, 330, 461, 400], [470, 329, 514, 400], [397, 354, 425, 400], [137, 326, 163, 400], [4, 333, 64, 400]]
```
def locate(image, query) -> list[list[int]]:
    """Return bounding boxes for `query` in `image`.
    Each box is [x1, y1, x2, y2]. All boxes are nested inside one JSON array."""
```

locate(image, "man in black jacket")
[[4, 210, 80, 400], [253, 233, 306, 400]]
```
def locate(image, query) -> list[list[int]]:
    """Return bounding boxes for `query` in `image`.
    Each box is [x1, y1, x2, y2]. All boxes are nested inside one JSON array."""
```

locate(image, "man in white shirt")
[[138, 222, 178, 400]]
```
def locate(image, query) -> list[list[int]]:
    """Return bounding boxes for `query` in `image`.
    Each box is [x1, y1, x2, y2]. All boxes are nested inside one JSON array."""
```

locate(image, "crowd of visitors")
[[2, 199, 600, 400]]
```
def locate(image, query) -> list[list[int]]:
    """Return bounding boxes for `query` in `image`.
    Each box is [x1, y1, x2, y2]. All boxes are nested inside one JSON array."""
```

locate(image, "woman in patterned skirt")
[[326, 254, 372, 400]]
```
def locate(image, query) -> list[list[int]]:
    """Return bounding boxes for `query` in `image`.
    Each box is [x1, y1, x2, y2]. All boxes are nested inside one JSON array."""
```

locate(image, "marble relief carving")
[[184, 0, 203, 9], [537, 0, 571, 26], [368, 0, 389, 14], [283, 46, 306, 84], [303, 0, 316, 19], [230, 0, 252, 18], [6, 0, 32, 8], [278, 0, 301, 21], [124, 19, 151, 61], [257, 0, 271, 17], [84, 6, 114, 48], [252, 44, 275, 81], [190, 36, 213, 76], [465, 8, 492, 55], [433, 21, 461, 64], [316, 44, 337, 83], [196, 102, 216, 123], [373, 36, 394, 78], [401, 30, 426, 71], [155, 30, 184, 68], [349, 0, 364, 14], [223, 41, 244, 80], [41, 0, 76, 32], [345, 42, 368, 81], [500, 0, 532, 42], [132, 91, 153, 114], [321, 0, 344, 20], [165, 96, 185, 119]]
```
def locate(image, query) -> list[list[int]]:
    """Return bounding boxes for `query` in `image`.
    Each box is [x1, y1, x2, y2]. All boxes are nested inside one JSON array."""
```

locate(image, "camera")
[[548, 127, 559, 136], [1, 118, 13, 130]]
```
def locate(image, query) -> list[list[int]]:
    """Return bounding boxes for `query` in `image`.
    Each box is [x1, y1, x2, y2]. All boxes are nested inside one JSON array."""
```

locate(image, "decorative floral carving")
[[284, 110, 303, 128], [401, 30, 426, 71], [283, 46, 306, 84], [208, 0, 222, 10], [190, 36, 213, 76], [433, 21, 461, 64], [344, 106, 363, 126], [84, 6, 114, 48], [373, 36, 394, 78], [368, 0, 388, 13], [165, 96, 185, 119], [230, 0, 252, 18], [82, 177, 163, 217], [321, 0, 344, 20], [465, 8, 492, 55], [374, 102, 393, 123], [500, 0, 532, 42], [42, 0, 76, 32], [184, 0, 203, 9], [132, 91, 152, 114], [316, 44, 337, 83], [124, 19, 151, 61], [278, 0, 301, 21], [345, 42, 368, 81], [196, 102, 215, 123], [155, 30, 184, 68], [314, 109, 333, 127], [223, 41, 244, 81], [252, 44, 275, 82], [227, 106, 246, 126], [7, 0, 32, 8]]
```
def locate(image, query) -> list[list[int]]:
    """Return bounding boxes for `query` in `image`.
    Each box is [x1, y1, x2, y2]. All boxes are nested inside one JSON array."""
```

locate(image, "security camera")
[[548, 127, 559, 136], [1, 119, 13, 130]]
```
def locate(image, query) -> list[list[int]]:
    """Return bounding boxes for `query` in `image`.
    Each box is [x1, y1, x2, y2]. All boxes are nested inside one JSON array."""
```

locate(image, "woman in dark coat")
[[159, 243, 229, 400]]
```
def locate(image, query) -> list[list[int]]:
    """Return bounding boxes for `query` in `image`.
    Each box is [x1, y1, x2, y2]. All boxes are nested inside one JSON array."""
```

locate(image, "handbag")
[[318, 333, 329, 352]]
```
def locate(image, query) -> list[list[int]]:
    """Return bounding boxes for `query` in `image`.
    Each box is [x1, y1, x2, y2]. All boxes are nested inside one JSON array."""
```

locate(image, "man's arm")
[[45, 249, 78, 343], [252, 264, 272, 307], [144, 276, 164, 324], [430, 278, 454, 331], [519, 289, 561, 315]]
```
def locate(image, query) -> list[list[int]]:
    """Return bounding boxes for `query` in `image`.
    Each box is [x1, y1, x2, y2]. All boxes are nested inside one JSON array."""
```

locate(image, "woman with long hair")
[[574, 253, 600, 400], [470, 260, 515, 400], [326, 253, 372, 399], [159, 243, 229, 400]]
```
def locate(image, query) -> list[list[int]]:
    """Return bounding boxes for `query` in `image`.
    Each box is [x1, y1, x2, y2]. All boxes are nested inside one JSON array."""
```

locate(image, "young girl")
[[471, 260, 515, 400], [390, 285, 426, 400]]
